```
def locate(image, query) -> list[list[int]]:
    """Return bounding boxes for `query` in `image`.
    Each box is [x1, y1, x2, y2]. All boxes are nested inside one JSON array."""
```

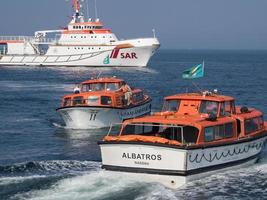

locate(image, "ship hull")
[[57, 100, 151, 129], [0, 38, 160, 67], [98, 134, 267, 188]]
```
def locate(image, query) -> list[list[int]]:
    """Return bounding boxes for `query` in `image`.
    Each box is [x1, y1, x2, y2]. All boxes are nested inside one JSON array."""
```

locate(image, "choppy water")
[[0, 50, 267, 199]]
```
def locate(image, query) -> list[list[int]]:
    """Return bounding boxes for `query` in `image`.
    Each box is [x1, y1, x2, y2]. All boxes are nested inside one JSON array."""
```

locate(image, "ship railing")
[[32, 38, 58, 44], [0, 36, 58, 44], [0, 36, 35, 41]]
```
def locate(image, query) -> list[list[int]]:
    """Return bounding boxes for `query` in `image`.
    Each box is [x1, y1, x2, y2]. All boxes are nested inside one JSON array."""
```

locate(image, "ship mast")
[[74, 0, 80, 16]]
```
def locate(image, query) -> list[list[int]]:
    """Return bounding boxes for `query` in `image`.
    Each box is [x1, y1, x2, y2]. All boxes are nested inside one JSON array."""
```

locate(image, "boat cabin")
[[105, 92, 266, 147], [60, 77, 149, 108]]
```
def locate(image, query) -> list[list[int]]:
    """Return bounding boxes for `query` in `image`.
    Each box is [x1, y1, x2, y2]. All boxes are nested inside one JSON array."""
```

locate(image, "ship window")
[[225, 123, 233, 138], [73, 96, 84, 106], [245, 117, 262, 135], [204, 123, 234, 142], [101, 96, 112, 105], [162, 100, 180, 112], [87, 96, 99, 105], [63, 97, 71, 107], [106, 83, 118, 91], [214, 125, 224, 140], [200, 101, 218, 115], [204, 127, 214, 142], [220, 101, 235, 116]]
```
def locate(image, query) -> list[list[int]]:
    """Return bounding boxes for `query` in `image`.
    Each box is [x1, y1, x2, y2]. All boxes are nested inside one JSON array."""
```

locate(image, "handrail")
[[0, 36, 57, 44]]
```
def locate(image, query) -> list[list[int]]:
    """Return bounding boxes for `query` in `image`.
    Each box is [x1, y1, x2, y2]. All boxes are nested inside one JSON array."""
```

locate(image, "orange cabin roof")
[[165, 93, 234, 102]]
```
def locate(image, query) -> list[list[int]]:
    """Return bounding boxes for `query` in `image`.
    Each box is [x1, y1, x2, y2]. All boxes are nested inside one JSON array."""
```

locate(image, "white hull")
[[0, 38, 159, 67], [99, 135, 267, 188], [57, 101, 151, 129]]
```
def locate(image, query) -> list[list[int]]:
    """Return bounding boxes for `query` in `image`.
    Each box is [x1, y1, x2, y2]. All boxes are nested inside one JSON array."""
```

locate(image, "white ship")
[[0, 0, 160, 67]]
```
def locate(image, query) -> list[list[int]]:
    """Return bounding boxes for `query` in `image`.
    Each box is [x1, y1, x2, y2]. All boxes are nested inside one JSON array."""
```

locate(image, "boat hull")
[[99, 134, 267, 188], [0, 38, 160, 67], [57, 101, 151, 129]]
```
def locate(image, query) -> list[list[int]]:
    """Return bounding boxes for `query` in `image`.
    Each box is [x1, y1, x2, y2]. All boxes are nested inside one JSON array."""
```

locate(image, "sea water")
[[0, 50, 267, 199]]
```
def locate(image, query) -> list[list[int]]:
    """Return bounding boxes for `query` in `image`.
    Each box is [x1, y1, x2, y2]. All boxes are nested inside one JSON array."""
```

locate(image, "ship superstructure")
[[0, 0, 160, 67]]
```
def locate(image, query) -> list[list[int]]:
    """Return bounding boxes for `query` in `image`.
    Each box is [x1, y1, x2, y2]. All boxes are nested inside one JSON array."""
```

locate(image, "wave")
[[0, 160, 100, 175], [0, 175, 46, 186], [5, 158, 267, 200], [14, 171, 154, 200]]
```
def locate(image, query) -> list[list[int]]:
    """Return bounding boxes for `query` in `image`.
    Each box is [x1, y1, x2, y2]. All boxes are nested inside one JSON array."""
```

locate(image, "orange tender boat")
[[56, 77, 151, 129], [98, 91, 267, 188]]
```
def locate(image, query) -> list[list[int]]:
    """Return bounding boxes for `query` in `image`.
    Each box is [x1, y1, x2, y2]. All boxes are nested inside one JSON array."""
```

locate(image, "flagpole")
[[203, 60, 205, 75]]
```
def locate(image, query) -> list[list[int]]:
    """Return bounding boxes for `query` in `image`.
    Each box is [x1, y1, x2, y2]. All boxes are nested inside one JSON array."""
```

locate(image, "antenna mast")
[[74, 0, 80, 15]]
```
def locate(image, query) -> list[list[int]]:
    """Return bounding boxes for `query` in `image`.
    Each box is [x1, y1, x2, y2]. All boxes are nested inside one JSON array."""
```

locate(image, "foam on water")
[[0, 175, 46, 186], [14, 170, 153, 200]]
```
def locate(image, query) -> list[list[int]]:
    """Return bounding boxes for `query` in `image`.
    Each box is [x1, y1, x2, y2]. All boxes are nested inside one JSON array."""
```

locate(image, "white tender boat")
[[56, 77, 151, 129], [98, 92, 267, 188]]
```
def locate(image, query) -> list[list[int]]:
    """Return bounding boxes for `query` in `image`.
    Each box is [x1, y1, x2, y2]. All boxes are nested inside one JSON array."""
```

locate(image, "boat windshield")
[[121, 123, 199, 144], [199, 100, 219, 115], [106, 83, 119, 91], [81, 82, 119, 92], [162, 100, 180, 112], [81, 83, 105, 92]]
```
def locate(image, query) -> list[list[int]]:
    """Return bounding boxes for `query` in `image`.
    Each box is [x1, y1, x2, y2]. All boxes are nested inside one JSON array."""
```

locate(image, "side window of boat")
[[245, 117, 262, 135], [101, 96, 112, 105], [204, 123, 233, 142], [63, 97, 71, 106], [73, 96, 84, 106], [204, 127, 214, 142], [214, 125, 224, 140], [225, 123, 233, 138], [220, 101, 235, 116]]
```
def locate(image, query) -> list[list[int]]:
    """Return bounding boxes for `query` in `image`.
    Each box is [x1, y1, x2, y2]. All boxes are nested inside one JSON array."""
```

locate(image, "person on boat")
[[117, 82, 132, 106], [73, 85, 81, 94]]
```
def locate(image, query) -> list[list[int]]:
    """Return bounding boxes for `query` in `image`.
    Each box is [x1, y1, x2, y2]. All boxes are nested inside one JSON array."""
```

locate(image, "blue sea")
[[0, 50, 267, 200]]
